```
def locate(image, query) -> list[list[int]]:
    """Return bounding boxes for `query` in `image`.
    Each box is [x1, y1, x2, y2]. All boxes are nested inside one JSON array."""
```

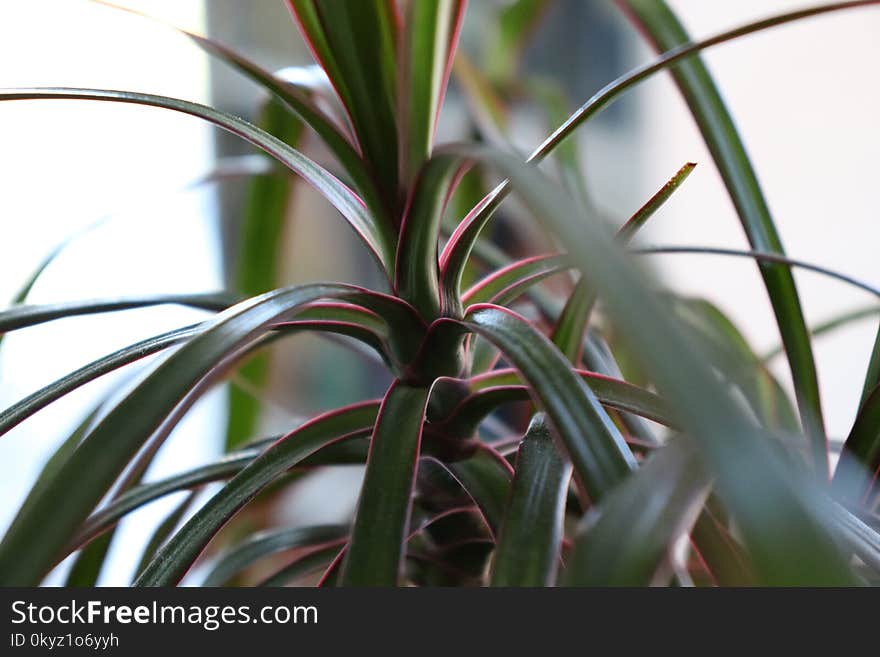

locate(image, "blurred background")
[[0, 0, 877, 584]]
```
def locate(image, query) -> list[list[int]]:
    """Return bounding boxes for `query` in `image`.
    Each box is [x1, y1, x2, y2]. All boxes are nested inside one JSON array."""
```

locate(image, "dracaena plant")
[[0, 0, 879, 587]]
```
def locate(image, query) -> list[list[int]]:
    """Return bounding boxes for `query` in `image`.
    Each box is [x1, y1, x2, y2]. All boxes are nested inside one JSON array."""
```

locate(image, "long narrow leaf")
[[835, 386, 880, 505], [761, 306, 880, 362], [0, 88, 395, 274], [396, 154, 463, 318], [133, 491, 201, 580], [340, 382, 430, 586], [203, 524, 348, 586], [287, 0, 400, 204], [135, 402, 378, 586], [0, 293, 232, 334], [633, 246, 880, 299], [398, 0, 465, 182], [491, 413, 570, 586]]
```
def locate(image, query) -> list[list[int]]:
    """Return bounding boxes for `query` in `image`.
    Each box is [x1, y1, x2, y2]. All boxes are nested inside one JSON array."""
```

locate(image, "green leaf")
[[862, 327, 880, 407], [134, 402, 378, 586], [565, 437, 710, 586], [0, 88, 395, 274], [64, 533, 114, 587], [634, 246, 880, 299], [0, 293, 233, 334], [395, 153, 463, 318], [287, 0, 400, 204], [835, 385, 880, 505], [690, 500, 756, 586], [340, 383, 430, 586], [672, 297, 799, 433], [258, 544, 343, 586], [463, 305, 637, 500], [13, 404, 102, 521], [133, 491, 200, 580], [203, 524, 348, 586], [619, 0, 825, 473], [463, 254, 569, 307], [398, 0, 464, 182], [0, 283, 375, 585], [473, 147, 857, 585], [491, 413, 570, 586]]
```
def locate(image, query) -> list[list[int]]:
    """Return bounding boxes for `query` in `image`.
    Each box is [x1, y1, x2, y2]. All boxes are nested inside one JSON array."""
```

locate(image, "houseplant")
[[0, 0, 878, 586]]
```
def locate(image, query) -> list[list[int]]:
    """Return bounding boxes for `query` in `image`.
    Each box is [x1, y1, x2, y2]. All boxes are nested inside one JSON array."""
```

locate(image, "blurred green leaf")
[[673, 297, 800, 434], [761, 306, 880, 363], [566, 437, 710, 586], [452, 52, 510, 147], [485, 0, 549, 83], [258, 544, 343, 586], [620, 0, 825, 473], [203, 524, 348, 586], [835, 385, 880, 505], [226, 95, 304, 451]]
